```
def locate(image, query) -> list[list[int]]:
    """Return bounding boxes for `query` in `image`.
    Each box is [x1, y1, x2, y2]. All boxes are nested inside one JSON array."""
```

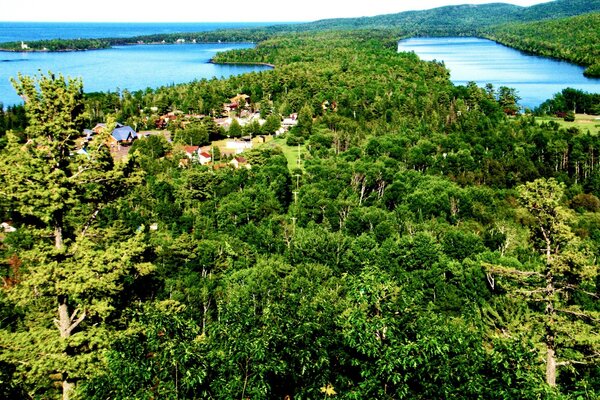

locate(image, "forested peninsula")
[[1, 2, 600, 400]]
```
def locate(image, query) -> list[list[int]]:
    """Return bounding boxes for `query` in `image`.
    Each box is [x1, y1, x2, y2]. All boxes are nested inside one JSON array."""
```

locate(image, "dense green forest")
[[1, 28, 599, 399], [485, 13, 600, 77]]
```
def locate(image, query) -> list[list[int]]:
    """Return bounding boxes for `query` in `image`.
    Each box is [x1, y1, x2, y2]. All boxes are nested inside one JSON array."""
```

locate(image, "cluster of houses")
[[180, 144, 250, 169], [81, 93, 301, 166], [82, 120, 255, 169]]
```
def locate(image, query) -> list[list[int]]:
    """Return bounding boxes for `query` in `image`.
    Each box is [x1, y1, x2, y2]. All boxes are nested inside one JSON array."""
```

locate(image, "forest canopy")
[[0, 10, 599, 400]]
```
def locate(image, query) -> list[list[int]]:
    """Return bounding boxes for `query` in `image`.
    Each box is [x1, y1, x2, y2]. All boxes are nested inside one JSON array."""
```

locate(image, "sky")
[[1, 0, 551, 23]]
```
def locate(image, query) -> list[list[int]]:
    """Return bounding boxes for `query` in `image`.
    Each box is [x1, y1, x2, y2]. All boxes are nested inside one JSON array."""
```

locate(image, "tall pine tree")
[[0, 72, 153, 399]]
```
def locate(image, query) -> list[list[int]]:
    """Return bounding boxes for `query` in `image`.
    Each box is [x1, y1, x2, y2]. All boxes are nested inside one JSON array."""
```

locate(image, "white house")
[[199, 152, 212, 165], [225, 139, 253, 154]]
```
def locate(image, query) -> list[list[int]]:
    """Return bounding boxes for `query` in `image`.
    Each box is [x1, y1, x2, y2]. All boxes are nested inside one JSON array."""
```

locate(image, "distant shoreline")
[[0, 40, 258, 53], [209, 59, 275, 69]]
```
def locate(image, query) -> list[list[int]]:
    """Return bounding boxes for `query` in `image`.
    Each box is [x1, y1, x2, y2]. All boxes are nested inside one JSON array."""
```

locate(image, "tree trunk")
[[546, 343, 556, 386], [55, 224, 64, 250], [55, 296, 85, 399], [62, 380, 74, 400]]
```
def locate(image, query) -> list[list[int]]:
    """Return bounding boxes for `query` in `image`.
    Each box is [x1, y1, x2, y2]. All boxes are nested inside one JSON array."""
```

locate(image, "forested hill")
[[484, 13, 600, 77], [299, 0, 600, 35], [2, 0, 600, 51]]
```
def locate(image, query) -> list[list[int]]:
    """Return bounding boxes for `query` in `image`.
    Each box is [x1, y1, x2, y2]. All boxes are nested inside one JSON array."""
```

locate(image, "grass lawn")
[[260, 136, 307, 171], [208, 134, 306, 171], [536, 114, 600, 135]]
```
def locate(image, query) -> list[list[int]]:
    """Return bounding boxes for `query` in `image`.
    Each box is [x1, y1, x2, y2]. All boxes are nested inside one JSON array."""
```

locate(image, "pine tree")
[[484, 178, 599, 388], [0, 72, 153, 399]]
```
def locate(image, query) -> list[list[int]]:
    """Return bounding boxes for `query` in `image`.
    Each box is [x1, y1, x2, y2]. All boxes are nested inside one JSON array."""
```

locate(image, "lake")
[[0, 22, 282, 107], [0, 43, 270, 106], [398, 37, 600, 109]]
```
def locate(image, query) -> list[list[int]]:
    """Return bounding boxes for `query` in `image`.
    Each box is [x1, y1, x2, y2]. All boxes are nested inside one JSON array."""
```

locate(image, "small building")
[[230, 94, 250, 105], [230, 156, 250, 169], [111, 125, 138, 143], [225, 139, 253, 154], [199, 152, 212, 165], [83, 129, 95, 140], [0, 222, 16, 233], [282, 113, 299, 129], [183, 146, 200, 159]]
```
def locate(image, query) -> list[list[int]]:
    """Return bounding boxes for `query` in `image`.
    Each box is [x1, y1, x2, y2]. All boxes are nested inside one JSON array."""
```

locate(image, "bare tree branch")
[[482, 263, 544, 279], [556, 308, 600, 322]]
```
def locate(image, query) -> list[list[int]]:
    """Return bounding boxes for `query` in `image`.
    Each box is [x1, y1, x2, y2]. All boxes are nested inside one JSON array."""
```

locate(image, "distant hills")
[[2, 0, 600, 64], [297, 0, 600, 35]]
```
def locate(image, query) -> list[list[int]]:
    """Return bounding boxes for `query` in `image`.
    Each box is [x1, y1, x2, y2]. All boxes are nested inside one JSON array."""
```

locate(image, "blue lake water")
[[0, 22, 281, 107], [0, 43, 270, 106], [398, 37, 600, 109], [0, 22, 283, 42]]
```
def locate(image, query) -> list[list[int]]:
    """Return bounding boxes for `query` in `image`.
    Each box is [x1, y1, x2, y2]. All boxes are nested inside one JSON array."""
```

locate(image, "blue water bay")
[[398, 37, 600, 109], [0, 43, 269, 106]]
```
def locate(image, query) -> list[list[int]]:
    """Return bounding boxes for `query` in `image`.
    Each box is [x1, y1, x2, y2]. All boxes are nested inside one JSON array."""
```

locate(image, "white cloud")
[[1, 0, 551, 22]]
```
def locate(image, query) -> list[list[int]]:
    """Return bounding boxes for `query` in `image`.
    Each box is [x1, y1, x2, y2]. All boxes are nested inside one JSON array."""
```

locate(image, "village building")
[[199, 152, 212, 165], [0, 222, 17, 233], [230, 156, 250, 169], [111, 125, 138, 143], [225, 138, 253, 154], [282, 113, 299, 129], [182, 145, 200, 159]]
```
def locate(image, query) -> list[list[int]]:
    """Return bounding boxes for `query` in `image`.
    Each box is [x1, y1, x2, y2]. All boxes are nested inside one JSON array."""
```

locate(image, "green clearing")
[[536, 114, 600, 135], [259, 136, 307, 171]]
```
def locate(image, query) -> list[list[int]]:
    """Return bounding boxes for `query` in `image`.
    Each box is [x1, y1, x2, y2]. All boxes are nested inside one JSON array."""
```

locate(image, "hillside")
[[299, 0, 600, 35], [2, 0, 600, 51], [484, 13, 600, 77]]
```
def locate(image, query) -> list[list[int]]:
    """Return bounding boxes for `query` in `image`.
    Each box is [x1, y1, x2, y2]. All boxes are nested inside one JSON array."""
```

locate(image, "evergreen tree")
[[484, 178, 599, 388], [296, 104, 313, 137], [0, 72, 153, 399], [228, 118, 243, 138]]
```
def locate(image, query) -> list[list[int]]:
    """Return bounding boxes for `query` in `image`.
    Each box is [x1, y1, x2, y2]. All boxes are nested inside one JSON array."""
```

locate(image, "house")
[[230, 156, 250, 169], [282, 113, 299, 129], [215, 117, 232, 129], [223, 94, 250, 115], [83, 129, 95, 140], [230, 94, 250, 105], [183, 146, 200, 159], [111, 125, 138, 143], [199, 152, 212, 165], [225, 139, 253, 154], [91, 122, 138, 144], [92, 122, 124, 134]]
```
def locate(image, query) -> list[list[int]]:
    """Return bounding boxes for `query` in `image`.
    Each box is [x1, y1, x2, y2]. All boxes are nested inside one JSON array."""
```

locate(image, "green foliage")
[[3, 15, 600, 398], [227, 118, 243, 138], [174, 123, 209, 146], [80, 301, 209, 399], [485, 13, 600, 75], [564, 111, 576, 122], [262, 113, 281, 134]]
